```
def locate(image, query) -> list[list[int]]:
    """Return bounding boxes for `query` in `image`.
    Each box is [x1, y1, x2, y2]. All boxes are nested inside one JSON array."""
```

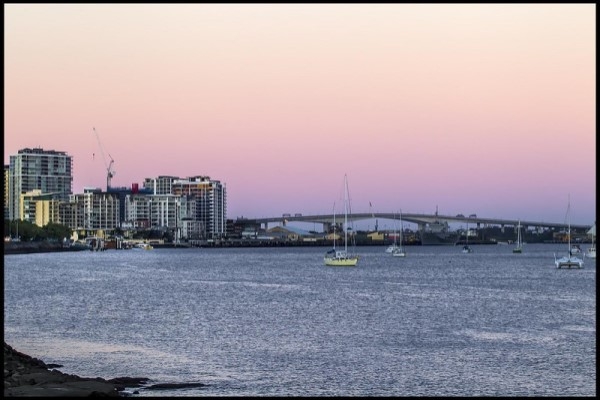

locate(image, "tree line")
[[4, 220, 72, 242]]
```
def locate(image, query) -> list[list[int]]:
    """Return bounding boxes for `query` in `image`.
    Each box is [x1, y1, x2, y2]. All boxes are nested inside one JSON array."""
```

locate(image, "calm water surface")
[[4, 244, 596, 396]]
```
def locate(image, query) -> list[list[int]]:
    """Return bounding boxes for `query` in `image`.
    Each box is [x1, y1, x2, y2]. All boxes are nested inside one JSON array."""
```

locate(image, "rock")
[[147, 382, 206, 390], [4, 342, 149, 397]]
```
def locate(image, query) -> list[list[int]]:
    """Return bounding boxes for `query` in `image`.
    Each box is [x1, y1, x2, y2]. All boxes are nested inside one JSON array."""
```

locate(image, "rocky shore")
[[4, 342, 148, 397]]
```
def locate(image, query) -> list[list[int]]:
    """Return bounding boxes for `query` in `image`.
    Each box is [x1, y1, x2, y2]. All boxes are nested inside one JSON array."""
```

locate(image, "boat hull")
[[555, 255, 584, 269], [586, 248, 596, 259], [324, 257, 359, 266], [385, 245, 399, 253], [420, 231, 459, 245]]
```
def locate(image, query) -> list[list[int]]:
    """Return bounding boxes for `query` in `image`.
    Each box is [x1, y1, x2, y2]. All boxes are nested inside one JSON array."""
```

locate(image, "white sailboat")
[[324, 174, 359, 267], [586, 223, 596, 259], [392, 210, 406, 257], [385, 238, 400, 253], [570, 244, 583, 254], [386, 211, 401, 253], [385, 243, 399, 253], [461, 222, 473, 253], [512, 220, 523, 253], [554, 196, 584, 269]]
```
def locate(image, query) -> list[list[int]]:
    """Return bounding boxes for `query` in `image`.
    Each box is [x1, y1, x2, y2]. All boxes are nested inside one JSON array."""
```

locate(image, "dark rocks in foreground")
[[3, 342, 210, 397], [147, 382, 206, 390], [4, 342, 149, 397]]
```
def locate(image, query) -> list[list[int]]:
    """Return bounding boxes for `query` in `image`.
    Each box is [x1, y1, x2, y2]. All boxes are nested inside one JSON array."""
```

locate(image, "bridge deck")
[[252, 213, 591, 231]]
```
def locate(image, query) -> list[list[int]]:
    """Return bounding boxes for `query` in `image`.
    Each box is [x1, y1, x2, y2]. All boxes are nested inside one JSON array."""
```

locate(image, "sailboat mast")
[[399, 209, 403, 247], [567, 195, 571, 255], [393, 212, 398, 246], [332, 202, 336, 250], [344, 174, 348, 253]]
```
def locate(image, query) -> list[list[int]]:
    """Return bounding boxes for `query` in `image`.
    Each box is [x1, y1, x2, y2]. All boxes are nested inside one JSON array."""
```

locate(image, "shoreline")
[[3, 241, 91, 255], [3, 342, 148, 397], [4, 240, 580, 256]]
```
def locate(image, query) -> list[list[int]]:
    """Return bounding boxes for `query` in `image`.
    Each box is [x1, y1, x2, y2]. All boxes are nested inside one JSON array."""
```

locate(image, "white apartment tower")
[[66, 189, 120, 230], [8, 148, 73, 221], [143, 175, 227, 239], [4, 165, 9, 220]]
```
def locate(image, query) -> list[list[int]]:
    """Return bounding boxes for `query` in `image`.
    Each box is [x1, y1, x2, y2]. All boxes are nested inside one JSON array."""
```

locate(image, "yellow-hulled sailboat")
[[324, 174, 359, 267]]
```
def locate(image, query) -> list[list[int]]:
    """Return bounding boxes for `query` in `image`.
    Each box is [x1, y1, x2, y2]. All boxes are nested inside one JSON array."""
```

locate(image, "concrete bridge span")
[[253, 213, 591, 233]]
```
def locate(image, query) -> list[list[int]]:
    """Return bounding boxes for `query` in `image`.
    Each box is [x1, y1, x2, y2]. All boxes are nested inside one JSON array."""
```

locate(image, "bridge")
[[253, 213, 592, 233]]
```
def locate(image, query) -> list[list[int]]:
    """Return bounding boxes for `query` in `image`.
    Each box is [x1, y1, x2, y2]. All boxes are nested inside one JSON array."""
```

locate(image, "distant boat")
[[324, 174, 359, 267], [385, 243, 400, 253], [461, 223, 473, 253], [392, 210, 406, 258], [586, 223, 596, 259], [386, 211, 403, 255], [85, 236, 105, 251], [512, 220, 523, 253], [554, 196, 584, 269], [420, 206, 459, 245]]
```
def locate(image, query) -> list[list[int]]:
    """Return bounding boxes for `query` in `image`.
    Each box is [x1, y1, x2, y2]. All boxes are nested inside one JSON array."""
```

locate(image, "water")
[[3, 244, 596, 396]]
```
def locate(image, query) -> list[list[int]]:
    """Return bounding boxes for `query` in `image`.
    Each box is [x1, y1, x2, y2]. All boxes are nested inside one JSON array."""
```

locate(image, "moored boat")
[[385, 244, 400, 253], [391, 210, 407, 257], [513, 220, 523, 253], [420, 207, 459, 245], [324, 174, 359, 267], [555, 196, 584, 269], [585, 223, 595, 259]]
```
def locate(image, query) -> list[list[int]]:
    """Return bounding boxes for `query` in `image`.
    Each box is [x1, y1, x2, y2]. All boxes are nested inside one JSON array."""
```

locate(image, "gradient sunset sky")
[[4, 4, 596, 225]]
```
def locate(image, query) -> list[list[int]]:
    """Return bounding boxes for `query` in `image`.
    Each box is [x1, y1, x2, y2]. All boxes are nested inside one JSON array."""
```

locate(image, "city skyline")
[[4, 4, 596, 224]]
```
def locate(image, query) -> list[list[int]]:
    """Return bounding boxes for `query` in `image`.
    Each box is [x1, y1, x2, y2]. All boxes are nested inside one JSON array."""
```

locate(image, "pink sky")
[[4, 4, 596, 225]]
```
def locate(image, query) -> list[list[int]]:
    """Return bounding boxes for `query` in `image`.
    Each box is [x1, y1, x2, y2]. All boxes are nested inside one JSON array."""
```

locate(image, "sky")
[[4, 3, 596, 225]]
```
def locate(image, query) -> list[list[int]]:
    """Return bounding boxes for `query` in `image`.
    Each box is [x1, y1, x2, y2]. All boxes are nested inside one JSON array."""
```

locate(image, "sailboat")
[[385, 243, 399, 253], [324, 174, 359, 267], [554, 196, 584, 269], [585, 223, 596, 259], [570, 243, 582, 254], [385, 240, 400, 253], [392, 210, 406, 257], [461, 223, 473, 253], [386, 211, 401, 253], [512, 220, 523, 253]]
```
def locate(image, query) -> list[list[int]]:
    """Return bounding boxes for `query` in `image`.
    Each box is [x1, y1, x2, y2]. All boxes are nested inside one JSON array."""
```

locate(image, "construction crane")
[[93, 127, 115, 191]]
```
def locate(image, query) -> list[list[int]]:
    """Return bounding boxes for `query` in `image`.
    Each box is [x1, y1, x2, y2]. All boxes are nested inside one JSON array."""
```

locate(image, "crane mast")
[[93, 127, 115, 191]]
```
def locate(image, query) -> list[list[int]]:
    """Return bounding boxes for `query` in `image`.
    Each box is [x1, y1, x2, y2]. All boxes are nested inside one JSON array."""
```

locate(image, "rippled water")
[[3, 244, 596, 396]]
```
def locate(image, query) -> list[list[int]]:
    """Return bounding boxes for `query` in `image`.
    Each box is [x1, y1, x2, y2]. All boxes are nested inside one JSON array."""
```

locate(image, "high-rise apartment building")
[[67, 188, 120, 231], [142, 175, 227, 238], [8, 147, 73, 221], [4, 165, 9, 220], [19, 189, 60, 226]]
